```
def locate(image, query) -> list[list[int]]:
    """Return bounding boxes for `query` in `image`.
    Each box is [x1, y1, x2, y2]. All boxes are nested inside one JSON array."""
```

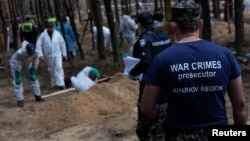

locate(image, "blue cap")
[[26, 43, 36, 55], [138, 12, 154, 26]]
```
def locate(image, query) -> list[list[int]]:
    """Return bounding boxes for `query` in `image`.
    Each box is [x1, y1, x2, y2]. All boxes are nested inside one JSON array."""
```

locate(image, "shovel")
[[42, 76, 111, 99]]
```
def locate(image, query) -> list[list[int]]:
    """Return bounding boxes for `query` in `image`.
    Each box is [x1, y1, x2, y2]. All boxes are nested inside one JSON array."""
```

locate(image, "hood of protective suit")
[[122, 15, 131, 21]]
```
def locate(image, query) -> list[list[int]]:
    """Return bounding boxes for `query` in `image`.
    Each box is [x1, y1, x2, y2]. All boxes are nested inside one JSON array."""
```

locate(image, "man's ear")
[[170, 22, 177, 35], [198, 19, 203, 30], [170, 22, 176, 29]]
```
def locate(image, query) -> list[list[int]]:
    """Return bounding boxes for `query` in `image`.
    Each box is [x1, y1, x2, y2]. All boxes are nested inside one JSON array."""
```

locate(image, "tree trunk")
[[164, 0, 175, 43], [121, 0, 125, 15], [53, 0, 61, 20], [114, 0, 120, 27], [38, 0, 46, 29], [17, 0, 23, 20], [224, 0, 233, 22], [124, 0, 129, 14], [67, 0, 85, 59], [212, 0, 221, 20], [103, 0, 120, 64], [60, 0, 73, 67], [29, 0, 34, 15], [91, 0, 106, 60], [34, 0, 42, 32], [8, 0, 18, 50], [201, 0, 211, 41], [76, 0, 82, 22], [235, 0, 244, 55], [135, 0, 140, 16], [128, 0, 132, 14], [34, 0, 42, 33], [87, 0, 95, 50], [0, 2, 7, 48], [47, 0, 52, 15], [154, 0, 158, 13], [160, 0, 163, 14]]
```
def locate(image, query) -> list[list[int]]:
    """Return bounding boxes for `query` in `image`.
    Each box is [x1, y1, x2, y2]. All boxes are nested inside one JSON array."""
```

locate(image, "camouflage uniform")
[[171, 0, 201, 22], [136, 103, 167, 141], [148, 103, 168, 141], [165, 128, 208, 141]]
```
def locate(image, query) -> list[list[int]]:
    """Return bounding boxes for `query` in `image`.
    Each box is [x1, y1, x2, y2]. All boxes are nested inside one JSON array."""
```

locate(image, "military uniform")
[[20, 16, 37, 44], [142, 1, 244, 141], [129, 12, 171, 141]]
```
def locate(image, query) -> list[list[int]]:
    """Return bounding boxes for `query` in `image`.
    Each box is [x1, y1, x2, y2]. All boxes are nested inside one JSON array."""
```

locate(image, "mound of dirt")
[[0, 73, 139, 140]]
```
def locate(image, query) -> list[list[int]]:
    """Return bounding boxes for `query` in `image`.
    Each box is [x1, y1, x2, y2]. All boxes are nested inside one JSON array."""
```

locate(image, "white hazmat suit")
[[119, 14, 138, 55], [9, 41, 41, 102], [92, 26, 112, 52], [36, 28, 67, 88], [65, 66, 101, 92]]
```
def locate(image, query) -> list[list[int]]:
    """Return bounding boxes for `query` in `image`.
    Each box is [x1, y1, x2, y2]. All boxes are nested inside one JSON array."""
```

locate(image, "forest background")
[[0, 0, 250, 141]]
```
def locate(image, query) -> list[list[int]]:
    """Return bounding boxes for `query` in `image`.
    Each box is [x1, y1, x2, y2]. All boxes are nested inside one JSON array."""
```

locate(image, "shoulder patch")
[[139, 39, 147, 47]]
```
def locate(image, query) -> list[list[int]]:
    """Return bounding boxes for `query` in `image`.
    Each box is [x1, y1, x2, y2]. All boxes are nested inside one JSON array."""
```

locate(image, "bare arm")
[[227, 76, 248, 125], [141, 83, 160, 120]]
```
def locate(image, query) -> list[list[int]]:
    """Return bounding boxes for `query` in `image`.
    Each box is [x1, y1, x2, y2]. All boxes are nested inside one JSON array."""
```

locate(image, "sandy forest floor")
[[1, 12, 250, 141]]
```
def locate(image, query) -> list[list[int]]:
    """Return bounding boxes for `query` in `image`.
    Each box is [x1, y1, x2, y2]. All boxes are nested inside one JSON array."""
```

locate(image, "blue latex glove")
[[90, 67, 101, 79], [29, 68, 37, 81], [15, 71, 22, 85], [128, 71, 136, 81]]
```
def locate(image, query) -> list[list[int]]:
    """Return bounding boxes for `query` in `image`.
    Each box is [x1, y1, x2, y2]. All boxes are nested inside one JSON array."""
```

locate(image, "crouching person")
[[92, 26, 112, 53], [64, 66, 101, 92], [10, 41, 44, 107]]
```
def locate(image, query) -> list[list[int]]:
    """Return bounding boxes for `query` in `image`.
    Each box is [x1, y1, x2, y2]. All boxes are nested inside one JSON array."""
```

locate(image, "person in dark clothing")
[[127, 11, 171, 141], [19, 15, 37, 45], [153, 8, 164, 28], [141, 1, 248, 141]]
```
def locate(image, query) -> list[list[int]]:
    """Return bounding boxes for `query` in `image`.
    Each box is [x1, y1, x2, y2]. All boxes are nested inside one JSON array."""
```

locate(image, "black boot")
[[35, 96, 44, 102], [17, 100, 24, 107]]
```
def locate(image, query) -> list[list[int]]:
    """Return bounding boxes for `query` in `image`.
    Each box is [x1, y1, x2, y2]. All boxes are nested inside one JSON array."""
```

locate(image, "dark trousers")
[[165, 128, 208, 141], [136, 81, 167, 141], [136, 81, 151, 140]]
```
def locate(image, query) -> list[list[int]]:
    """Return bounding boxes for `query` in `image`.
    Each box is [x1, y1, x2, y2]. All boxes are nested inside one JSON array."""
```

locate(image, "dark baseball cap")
[[26, 43, 36, 55], [171, 1, 201, 23], [24, 15, 32, 21], [138, 12, 154, 26]]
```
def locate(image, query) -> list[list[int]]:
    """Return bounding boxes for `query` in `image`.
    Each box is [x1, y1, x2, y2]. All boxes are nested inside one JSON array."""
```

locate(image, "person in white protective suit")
[[36, 21, 67, 89], [119, 12, 138, 55], [245, 0, 250, 12], [64, 66, 101, 92], [9, 41, 44, 107], [92, 26, 112, 52]]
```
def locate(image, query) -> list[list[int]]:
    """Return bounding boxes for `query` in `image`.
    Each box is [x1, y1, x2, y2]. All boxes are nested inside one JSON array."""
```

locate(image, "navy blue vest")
[[140, 29, 171, 57]]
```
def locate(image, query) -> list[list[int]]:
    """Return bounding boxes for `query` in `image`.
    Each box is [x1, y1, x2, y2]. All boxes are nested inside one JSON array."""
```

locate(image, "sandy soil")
[[1, 13, 250, 141]]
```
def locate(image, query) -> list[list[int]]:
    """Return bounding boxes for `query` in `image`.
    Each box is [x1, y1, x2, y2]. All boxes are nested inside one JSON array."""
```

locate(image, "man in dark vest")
[[19, 15, 37, 45], [128, 11, 171, 141]]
